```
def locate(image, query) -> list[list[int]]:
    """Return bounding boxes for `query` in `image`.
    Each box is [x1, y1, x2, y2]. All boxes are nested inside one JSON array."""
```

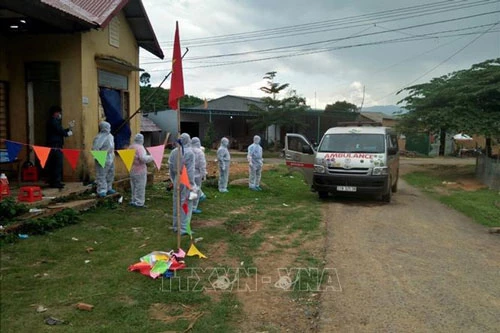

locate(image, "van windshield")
[[318, 134, 385, 153]]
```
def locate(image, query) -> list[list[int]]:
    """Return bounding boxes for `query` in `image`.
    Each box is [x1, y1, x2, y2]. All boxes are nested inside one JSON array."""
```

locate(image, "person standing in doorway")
[[46, 105, 75, 188], [247, 135, 263, 191], [217, 137, 230, 193], [92, 121, 116, 197]]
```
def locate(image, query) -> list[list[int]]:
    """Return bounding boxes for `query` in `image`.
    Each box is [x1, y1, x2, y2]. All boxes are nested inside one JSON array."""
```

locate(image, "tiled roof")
[[40, 0, 163, 59], [360, 112, 395, 123], [41, 0, 126, 26], [141, 116, 162, 132], [191, 95, 266, 111]]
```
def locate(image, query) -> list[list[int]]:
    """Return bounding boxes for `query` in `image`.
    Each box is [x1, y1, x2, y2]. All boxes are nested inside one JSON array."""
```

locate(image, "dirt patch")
[[149, 303, 203, 325], [233, 228, 322, 332], [438, 179, 488, 192], [400, 161, 487, 193], [153, 159, 277, 183]]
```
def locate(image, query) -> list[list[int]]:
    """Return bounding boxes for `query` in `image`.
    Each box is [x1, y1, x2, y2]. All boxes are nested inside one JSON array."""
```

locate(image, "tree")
[[139, 72, 151, 87], [397, 58, 500, 156], [138, 72, 204, 112], [249, 72, 308, 149], [280, 90, 309, 133], [325, 100, 358, 112], [260, 71, 289, 99]]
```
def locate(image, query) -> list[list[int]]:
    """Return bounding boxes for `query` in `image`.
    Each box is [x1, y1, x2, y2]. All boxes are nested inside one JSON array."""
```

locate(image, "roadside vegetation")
[[0, 165, 321, 332], [403, 164, 500, 227]]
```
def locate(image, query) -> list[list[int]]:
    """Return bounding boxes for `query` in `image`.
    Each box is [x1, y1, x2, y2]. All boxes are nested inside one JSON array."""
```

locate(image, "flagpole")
[[176, 99, 182, 249]]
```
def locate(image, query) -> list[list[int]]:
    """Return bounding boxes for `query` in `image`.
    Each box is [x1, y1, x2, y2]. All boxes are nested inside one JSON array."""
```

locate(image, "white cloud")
[[141, 0, 500, 109]]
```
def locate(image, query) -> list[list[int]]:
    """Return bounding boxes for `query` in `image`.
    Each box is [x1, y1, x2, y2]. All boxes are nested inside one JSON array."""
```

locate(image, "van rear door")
[[284, 133, 315, 185]]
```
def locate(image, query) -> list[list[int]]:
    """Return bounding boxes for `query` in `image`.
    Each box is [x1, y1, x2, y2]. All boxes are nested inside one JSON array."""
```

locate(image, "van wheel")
[[382, 181, 392, 203], [318, 191, 329, 199], [391, 178, 398, 193]]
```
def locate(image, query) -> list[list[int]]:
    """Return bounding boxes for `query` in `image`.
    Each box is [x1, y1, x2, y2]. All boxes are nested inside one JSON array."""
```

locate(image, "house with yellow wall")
[[0, 0, 163, 183]]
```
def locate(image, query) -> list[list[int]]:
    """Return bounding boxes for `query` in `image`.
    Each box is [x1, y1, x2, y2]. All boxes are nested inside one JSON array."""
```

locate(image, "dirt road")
[[318, 160, 500, 332]]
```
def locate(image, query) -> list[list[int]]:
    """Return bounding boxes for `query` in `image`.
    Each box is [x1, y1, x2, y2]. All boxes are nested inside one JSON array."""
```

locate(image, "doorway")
[[26, 62, 61, 178], [180, 121, 199, 138]]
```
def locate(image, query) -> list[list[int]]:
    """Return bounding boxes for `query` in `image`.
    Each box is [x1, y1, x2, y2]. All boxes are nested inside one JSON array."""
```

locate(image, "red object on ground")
[[17, 186, 43, 202], [22, 166, 38, 182], [0, 173, 10, 201]]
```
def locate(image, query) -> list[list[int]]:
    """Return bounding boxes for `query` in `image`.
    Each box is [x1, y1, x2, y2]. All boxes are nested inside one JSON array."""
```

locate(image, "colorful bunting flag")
[[173, 248, 186, 259], [6, 141, 22, 162], [146, 144, 165, 170], [187, 243, 207, 259], [168, 21, 185, 110], [61, 149, 81, 170], [180, 165, 191, 189], [33, 146, 51, 168], [91, 150, 108, 168], [117, 149, 136, 172]]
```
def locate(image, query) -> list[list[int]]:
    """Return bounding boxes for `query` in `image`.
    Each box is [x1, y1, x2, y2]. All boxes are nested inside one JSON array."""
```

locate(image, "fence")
[[476, 155, 500, 190]]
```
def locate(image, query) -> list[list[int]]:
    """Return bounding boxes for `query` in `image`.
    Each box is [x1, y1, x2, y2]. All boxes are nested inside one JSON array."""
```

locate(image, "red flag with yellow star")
[[168, 21, 185, 110]]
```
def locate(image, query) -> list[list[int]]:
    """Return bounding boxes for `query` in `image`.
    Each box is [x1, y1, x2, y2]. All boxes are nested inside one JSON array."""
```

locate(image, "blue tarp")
[[99, 88, 131, 149]]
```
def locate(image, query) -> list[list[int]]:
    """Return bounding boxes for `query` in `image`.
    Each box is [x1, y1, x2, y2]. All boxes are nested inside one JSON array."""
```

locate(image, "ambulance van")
[[284, 124, 399, 202]]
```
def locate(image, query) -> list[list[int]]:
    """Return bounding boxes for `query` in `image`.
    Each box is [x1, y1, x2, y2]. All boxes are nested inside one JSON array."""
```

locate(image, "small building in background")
[[140, 115, 162, 147]]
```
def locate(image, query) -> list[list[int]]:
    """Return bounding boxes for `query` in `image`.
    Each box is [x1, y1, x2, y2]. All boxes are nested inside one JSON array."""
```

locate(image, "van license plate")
[[337, 186, 356, 192]]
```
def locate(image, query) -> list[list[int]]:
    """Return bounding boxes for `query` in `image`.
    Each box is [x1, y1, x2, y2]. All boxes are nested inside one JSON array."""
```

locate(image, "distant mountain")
[[361, 105, 407, 115]]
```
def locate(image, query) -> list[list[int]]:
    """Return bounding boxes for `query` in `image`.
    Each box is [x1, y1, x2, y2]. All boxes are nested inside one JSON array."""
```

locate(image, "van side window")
[[288, 136, 307, 152], [387, 134, 398, 149]]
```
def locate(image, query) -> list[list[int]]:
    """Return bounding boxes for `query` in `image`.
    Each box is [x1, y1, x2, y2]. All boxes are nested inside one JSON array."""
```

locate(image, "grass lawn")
[[0, 165, 320, 332], [403, 164, 500, 227]]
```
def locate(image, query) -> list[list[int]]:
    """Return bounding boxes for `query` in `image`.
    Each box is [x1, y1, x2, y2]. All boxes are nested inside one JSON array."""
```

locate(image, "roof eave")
[[124, 0, 164, 59]]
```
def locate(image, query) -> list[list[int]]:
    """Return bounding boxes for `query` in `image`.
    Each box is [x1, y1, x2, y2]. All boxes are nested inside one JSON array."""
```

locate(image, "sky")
[[139, 0, 500, 110]]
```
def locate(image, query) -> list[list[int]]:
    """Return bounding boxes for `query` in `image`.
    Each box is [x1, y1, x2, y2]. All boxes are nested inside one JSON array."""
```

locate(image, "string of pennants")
[[1, 139, 166, 172]]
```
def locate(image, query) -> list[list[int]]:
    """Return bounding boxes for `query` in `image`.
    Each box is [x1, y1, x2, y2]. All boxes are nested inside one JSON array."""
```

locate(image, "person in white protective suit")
[[217, 137, 231, 193], [129, 134, 154, 208], [92, 121, 116, 197], [191, 137, 207, 214], [247, 135, 264, 191], [168, 133, 196, 235]]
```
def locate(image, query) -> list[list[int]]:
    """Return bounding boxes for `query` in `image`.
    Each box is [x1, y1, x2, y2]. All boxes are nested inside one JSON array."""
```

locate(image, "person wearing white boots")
[[168, 133, 196, 235], [217, 137, 231, 192], [129, 134, 154, 208], [247, 135, 264, 191], [92, 121, 116, 197], [191, 137, 207, 214]]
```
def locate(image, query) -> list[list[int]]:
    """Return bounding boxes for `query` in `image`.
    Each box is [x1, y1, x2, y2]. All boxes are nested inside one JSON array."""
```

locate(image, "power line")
[[377, 21, 500, 103], [140, 11, 500, 65], [158, 0, 496, 47], [144, 26, 498, 72], [154, 0, 498, 48]]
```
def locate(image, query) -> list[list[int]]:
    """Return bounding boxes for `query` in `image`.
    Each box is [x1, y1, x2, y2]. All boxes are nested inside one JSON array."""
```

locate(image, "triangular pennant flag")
[[128, 262, 152, 277], [168, 21, 185, 110], [61, 149, 80, 170], [33, 146, 52, 168], [146, 144, 165, 170], [91, 150, 108, 168], [117, 149, 136, 172], [6, 141, 22, 161], [180, 165, 191, 189], [173, 248, 186, 259], [187, 243, 207, 259], [169, 256, 186, 271]]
